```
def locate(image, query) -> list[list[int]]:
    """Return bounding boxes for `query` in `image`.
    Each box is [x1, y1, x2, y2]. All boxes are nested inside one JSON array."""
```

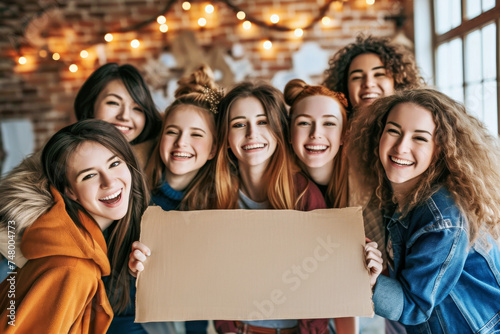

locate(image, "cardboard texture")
[[135, 207, 374, 322]]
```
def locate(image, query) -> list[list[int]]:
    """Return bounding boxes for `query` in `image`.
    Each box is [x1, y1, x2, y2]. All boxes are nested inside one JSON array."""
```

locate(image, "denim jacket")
[[372, 187, 500, 334]]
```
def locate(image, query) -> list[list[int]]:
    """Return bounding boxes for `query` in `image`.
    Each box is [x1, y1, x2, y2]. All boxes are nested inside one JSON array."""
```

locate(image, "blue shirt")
[[373, 187, 500, 333]]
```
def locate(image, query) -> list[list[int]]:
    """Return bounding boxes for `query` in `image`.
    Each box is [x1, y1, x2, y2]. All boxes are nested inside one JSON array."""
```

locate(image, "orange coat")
[[0, 187, 113, 333]]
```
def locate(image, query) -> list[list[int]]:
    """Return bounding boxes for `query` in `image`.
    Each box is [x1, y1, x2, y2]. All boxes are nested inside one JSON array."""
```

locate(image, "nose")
[[116, 104, 131, 121], [362, 74, 376, 88], [100, 171, 116, 189], [246, 123, 257, 138], [174, 132, 188, 147], [308, 123, 322, 139], [394, 136, 410, 154]]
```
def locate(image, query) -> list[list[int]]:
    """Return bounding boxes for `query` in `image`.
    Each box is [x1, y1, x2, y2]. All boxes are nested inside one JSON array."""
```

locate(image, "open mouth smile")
[[99, 189, 122, 205], [390, 156, 414, 166], [305, 145, 328, 153], [242, 143, 266, 151]]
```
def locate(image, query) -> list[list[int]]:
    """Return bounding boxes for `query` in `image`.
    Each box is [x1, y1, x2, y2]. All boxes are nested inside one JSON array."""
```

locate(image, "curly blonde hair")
[[348, 88, 500, 243], [323, 34, 424, 111]]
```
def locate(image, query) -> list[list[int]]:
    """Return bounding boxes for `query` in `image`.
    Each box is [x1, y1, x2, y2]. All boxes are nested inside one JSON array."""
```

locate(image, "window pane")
[[466, 0, 482, 19], [483, 0, 496, 11], [465, 30, 482, 83], [435, 0, 462, 34], [465, 83, 483, 119], [450, 38, 464, 86], [482, 23, 496, 80], [436, 38, 464, 97], [483, 81, 498, 135]]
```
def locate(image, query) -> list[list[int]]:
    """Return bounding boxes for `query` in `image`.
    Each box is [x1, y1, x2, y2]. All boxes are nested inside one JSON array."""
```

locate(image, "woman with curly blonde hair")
[[349, 88, 500, 333], [323, 34, 423, 113]]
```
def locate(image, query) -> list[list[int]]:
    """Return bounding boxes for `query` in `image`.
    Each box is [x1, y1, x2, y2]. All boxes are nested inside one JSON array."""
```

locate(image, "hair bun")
[[175, 64, 218, 98], [284, 79, 308, 106]]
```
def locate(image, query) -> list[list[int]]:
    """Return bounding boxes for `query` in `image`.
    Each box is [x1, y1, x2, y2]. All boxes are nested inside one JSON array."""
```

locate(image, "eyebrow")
[[387, 121, 433, 136], [165, 124, 207, 134], [294, 114, 338, 119], [104, 93, 123, 100], [75, 155, 117, 178], [349, 66, 386, 77], [230, 114, 267, 122]]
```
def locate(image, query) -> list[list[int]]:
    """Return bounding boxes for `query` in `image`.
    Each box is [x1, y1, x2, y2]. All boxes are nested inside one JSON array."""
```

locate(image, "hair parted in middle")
[[41, 119, 149, 313], [284, 79, 349, 208], [146, 64, 220, 210], [348, 88, 500, 244], [323, 34, 424, 111], [215, 81, 307, 210]]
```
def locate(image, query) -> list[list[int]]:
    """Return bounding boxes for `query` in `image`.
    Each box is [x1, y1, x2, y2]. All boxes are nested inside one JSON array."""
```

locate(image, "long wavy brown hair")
[[323, 34, 424, 112], [146, 65, 220, 210], [284, 79, 349, 208], [215, 82, 306, 209], [348, 88, 500, 243], [41, 119, 149, 313]]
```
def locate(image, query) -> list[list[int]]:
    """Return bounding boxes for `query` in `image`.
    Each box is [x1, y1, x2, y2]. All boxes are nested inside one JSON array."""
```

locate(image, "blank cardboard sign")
[[135, 207, 373, 322]]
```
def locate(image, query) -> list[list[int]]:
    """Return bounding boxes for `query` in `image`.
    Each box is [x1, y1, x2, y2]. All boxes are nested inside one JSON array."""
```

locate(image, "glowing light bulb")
[[39, 50, 47, 58], [366, 0, 375, 5], [80, 50, 88, 58], [198, 18, 207, 27], [52, 53, 60, 61], [263, 40, 272, 49], [69, 64, 78, 72], [160, 24, 168, 33], [182, 1, 191, 10], [294, 28, 303, 37], [157, 15, 166, 24], [237, 11, 245, 20], [205, 4, 214, 13], [243, 20, 251, 30], [18, 56, 27, 65], [131, 39, 140, 48], [104, 33, 113, 42], [322, 16, 331, 25], [270, 14, 279, 24]]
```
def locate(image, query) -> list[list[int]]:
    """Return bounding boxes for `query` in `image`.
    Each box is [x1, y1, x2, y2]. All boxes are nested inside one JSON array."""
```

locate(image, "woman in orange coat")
[[0, 119, 148, 333]]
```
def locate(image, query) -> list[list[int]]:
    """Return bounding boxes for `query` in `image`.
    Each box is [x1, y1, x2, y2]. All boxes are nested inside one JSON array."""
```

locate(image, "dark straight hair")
[[74, 63, 162, 144]]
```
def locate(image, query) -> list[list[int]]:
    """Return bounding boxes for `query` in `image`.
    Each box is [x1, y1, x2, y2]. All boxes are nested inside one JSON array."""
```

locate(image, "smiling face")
[[94, 79, 146, 142], [228, 97, 278, 170], [291, 95, 344, 174], [347, 53, 395, 109], [65, 141, 132, 230], [379, 102, 437, 197], [160, 105, 216, 190]]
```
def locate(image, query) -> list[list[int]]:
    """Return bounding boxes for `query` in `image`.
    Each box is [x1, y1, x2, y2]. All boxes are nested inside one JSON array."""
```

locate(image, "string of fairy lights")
[[15, 0, 379, 72]]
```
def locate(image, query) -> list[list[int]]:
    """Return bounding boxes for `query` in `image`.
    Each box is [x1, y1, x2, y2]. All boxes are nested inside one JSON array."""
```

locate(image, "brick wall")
[[0, 0, 405, 150]]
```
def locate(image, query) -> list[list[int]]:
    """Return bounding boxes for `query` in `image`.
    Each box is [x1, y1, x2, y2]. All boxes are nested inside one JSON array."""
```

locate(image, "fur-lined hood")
[[0, 152, 53, 267]]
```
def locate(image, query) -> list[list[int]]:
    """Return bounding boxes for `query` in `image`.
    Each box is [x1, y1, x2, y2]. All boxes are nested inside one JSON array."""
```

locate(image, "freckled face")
[[94, 80, 146, 142], [290, 95, 344, 171], [65, 141, 132, 230], [379, 103, 437, 196]]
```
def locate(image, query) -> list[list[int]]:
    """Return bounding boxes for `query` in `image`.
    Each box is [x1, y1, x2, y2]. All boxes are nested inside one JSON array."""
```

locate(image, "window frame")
[[430, 0, 500, 135]]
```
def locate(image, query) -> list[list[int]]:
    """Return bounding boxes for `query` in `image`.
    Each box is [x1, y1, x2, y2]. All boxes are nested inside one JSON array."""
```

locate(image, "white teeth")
[[243, 144, 265, 150], [305, 145, 328, 151], [390, 156, 414, 166], [115, 126, 131, 131], [172, 152, 193, 158], [100, 189, 121, 201], [361, 93, 379, 99]]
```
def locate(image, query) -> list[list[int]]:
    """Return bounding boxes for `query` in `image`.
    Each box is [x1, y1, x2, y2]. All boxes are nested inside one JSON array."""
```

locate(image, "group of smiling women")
[[0, 35, 500, 334]]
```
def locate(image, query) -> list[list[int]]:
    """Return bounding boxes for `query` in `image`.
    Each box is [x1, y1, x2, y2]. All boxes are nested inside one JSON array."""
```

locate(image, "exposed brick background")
[[0, 0, 409, 150]]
